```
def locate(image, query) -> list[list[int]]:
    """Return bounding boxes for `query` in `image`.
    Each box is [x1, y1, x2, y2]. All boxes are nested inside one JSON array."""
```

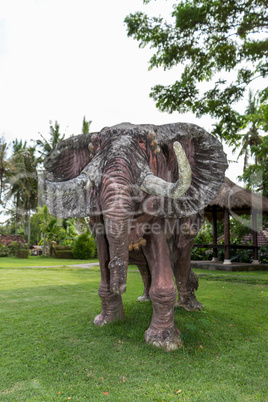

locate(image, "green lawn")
[[0, 263, 267, 401], [0, 255, 99, 268]]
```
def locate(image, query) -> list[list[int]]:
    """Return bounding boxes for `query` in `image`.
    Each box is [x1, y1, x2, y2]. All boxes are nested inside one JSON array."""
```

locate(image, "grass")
[[0, 255, 99, 268], [0, 263, 267, 401]]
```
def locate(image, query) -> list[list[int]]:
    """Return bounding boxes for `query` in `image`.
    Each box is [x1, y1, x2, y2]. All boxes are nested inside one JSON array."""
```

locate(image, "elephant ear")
[[155, 123, 228, 217], [44, 132, 94, 181]]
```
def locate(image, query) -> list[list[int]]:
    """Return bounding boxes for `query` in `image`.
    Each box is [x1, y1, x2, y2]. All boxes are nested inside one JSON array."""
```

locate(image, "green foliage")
[[9, 241, 21, 256], [229, 215, 252, 240], [125, 0, 268, 143], [191, 220, 213, 260], [229, 239, 253, 263], [36, 206, 77, 254], [240, 134, 268, 196], [29, 213, 42, 244], [259, 245, 268, 263], [72, 233, 97, 259], [0, 243, 8, 257], [194, 220, 213, 244], [51, 244, 74, 259], [191, 217, 267, 263], [82, 116, 92, 134], [4, 138, 41, 243], [191, 247, 212, 261], [36, 121, 65, 157], [0, 137, 10, 206]]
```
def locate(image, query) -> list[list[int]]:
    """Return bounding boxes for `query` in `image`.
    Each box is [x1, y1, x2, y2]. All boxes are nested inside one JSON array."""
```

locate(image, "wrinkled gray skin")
[[40, 123, 227, 351]]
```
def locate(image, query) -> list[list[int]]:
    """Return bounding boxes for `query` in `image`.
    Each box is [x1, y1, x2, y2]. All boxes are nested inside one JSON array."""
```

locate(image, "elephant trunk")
[[100, 158, 134, 295]]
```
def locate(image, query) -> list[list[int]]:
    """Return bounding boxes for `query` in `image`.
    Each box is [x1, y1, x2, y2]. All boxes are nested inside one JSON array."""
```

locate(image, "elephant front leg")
[[143, 227, 182, 351], [174, 240, 203, 312], [93, 232, 124, 326]]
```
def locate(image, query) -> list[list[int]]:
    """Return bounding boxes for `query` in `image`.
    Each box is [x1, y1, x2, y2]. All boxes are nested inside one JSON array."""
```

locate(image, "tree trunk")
[[43, 230, 46, 257], [27, 210, 31, 244]]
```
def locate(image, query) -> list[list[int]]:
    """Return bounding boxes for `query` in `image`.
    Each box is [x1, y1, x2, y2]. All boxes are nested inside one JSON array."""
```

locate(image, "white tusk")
[[140, 141, 192, 199]]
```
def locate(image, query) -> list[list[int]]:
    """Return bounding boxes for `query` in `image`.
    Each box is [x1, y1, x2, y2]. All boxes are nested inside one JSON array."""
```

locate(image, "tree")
[[82, 116, 92, 134], [22, 146, 42, 243], [125, 0, 268, 144], [6, 139, 28, 235], [240, 135, 268, 196], [233, 89, 268, 196], [37, 121, 65, 157], [0, 137, 10, 205], [6, 140, 41, 240], [237, 90, 264, 172]]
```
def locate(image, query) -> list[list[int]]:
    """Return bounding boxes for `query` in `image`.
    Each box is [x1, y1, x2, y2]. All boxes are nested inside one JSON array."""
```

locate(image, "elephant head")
[[40, 122, 227, 293]]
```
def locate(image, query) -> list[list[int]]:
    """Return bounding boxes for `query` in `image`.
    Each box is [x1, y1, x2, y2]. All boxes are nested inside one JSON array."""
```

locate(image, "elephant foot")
[[94, 304, 124, 326], [108, 256, 127, 295], [176, 294, 203, 311], [137, 294, 150, 302], [145, 326, 182, 351], [94, 288, 124, 326], [94, 312, 109, 326]]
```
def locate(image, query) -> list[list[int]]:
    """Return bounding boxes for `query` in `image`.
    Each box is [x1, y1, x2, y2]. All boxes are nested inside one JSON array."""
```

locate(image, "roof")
[[205, 177, 268, 221], [210, 231, 268, 247], [242, 230, 268, 247], [0, 235, 27, 247]]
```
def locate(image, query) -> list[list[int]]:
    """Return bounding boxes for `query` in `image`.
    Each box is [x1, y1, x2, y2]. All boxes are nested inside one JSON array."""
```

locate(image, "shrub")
[[15, 249, 29, 259], [9, 241, 21, 256], [54, 250, 74, 259], [191, 247, 213, 261], [259, 245, 268, 264], [0, 243, 9, 257], [72, 233, 97, 259], [51, 244, 73, 257], [61, 239, 76, 247]]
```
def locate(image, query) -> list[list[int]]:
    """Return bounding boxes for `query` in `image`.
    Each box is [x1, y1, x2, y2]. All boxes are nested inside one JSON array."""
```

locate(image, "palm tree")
[[237, 90, 263, 172], [6, 139, 28, 234], [82, 116, 92, 134], [23, 146, 42, 243], [0, 137, 10, 205], [6, 141, 41, 241], [37, 121, 65, 157]]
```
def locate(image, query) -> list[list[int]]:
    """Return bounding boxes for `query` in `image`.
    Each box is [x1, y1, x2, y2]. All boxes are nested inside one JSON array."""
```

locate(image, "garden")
[[0, 260, 267, 401]]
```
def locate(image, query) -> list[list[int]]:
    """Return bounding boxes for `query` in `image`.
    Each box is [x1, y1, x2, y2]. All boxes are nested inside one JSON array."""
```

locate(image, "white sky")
[[0, 0, 261, 184]]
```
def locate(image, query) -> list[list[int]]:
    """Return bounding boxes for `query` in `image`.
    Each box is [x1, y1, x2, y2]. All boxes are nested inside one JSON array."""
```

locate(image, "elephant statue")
[[38, 122, 227, 351]]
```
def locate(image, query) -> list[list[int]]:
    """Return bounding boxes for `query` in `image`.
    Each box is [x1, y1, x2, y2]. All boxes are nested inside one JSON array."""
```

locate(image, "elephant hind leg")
[[129, 250, 151, 302], [174, 241, 203, 312], [136, 262, 151, 302], [175, 272, 204, 311]]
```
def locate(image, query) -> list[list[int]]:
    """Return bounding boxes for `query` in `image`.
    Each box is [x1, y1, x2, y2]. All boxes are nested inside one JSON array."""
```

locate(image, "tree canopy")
[[125, 0, 268, 143]]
